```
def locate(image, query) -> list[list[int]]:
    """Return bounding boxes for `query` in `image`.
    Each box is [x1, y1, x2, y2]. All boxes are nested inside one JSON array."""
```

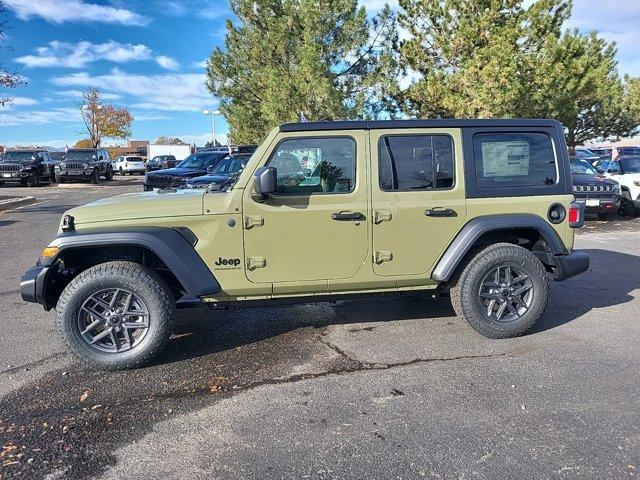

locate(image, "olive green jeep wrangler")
[[21, 119, 589, 369]]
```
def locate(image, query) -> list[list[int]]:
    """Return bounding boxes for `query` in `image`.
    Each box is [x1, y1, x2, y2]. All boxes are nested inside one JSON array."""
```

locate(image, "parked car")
[[588, 147, 612, 159], [146, 155, 178, 172], [0, 149, 55, 187], [186, 153, 253, 190], [574, 147, 600, 163], [615, 146, 640, 158], [143, 151, 231, 191], [597, 156, 640, 216], [570, 158, 620, 219], [112, 156, 146, 175], [55, 148, 113, 184], [21, 118, 589, 370]]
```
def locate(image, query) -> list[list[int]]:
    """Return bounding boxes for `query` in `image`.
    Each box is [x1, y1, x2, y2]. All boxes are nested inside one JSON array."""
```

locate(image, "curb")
[[0, 196, 37, 212]]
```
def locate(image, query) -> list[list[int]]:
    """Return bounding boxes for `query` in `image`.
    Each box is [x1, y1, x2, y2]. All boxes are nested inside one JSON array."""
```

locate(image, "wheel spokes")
[[479, 264, 535, 322], [78, 288, 150, 353]]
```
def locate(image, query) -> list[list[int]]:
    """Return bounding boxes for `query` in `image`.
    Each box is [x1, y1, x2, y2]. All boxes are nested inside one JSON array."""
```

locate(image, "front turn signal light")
[[41, 246, 60, 258]]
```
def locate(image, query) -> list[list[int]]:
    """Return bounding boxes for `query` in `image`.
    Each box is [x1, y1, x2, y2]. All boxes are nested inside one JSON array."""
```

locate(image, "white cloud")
[[0, 107, 80, 126], [3, 0, 149, 26], [2, 96, 39, 107], [173, 132, 228, 147], [17, 40, 152, 69], [359, 0, 397, 13], [156, 55, 180, 70], [52, 69, 215, 112], [133, 112, 172, 121], [192, 59, 208, 69], [2, 139, 73, 149], [53, 90, 122, 100]]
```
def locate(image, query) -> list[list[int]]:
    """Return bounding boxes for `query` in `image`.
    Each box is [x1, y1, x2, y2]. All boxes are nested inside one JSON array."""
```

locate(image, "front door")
[[242, 132, 369, 287], [370, 129, 467, 278]]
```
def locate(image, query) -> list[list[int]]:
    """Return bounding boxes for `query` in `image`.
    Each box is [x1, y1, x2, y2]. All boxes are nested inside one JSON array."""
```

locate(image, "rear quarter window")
[[473, 132, 557, 188]]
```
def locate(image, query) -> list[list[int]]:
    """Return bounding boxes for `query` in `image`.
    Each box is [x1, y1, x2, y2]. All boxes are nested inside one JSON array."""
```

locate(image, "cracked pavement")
[[1, 181, 640, 479]]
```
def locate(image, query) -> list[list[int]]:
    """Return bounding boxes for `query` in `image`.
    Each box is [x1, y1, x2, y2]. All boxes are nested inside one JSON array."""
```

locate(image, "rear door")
[[370, 128, 467, 277]]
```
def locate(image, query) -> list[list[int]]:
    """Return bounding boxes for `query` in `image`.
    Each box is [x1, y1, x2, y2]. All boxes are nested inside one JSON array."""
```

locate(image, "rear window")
[[127, 157, 143, 162], [473, 133, 557, 188]]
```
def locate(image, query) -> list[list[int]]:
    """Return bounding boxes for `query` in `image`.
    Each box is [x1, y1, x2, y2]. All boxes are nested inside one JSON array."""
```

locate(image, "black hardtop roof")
[[5, 148, 48, 152], [280, 118, 562, 132]]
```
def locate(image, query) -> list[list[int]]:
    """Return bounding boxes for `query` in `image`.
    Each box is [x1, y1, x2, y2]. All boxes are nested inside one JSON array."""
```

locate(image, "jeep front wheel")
[[55, 261, 175, 370], [450, 243, 549, 339]]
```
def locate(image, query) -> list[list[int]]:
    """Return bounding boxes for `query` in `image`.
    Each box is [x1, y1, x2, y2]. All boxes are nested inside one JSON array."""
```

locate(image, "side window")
[[606, 161, 621, 173], [473, 132, 557, 188], [379, 135, 454, 191], [267, 137, 356, 194]]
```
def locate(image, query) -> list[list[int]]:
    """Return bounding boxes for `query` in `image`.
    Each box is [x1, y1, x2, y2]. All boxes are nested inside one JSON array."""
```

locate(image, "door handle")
[[425, 208, 457, 218], [331, 211, 365, 221]]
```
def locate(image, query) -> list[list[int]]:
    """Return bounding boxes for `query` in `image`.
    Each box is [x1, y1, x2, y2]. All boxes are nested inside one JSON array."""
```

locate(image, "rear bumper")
[[552, 251, 590, 281], [574, 197, 620, 214], [20, 264, 51, 309]]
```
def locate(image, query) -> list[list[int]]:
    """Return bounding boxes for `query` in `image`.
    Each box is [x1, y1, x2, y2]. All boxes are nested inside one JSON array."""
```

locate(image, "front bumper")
[[551, 251, 590, 281], [0, 171, 34, 182], [20, 264, 51, 309], [56, 169, 94, 179]]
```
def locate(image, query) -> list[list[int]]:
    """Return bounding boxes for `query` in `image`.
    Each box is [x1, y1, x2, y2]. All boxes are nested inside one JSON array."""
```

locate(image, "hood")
[[572, 173, 618, 186], [188, 173, 232, 185], [65, 189, 204, 225], [146, 167, 204, 178]]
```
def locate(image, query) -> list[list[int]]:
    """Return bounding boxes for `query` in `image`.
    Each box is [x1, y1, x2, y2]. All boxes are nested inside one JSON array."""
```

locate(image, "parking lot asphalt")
[[0, 181, 639, 480]]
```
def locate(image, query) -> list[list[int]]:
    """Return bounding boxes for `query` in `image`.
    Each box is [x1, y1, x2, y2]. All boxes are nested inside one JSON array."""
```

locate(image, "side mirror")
[[252, 166, 277, 202]]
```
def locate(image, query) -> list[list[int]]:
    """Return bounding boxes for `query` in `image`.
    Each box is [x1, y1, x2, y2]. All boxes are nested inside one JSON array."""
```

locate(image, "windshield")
[[66, 150, 96, 161], [575, 149, 596, 159], [3, 151, 38, 163], [570, 160, 597, 175], [620, 157, 640, 173], [212, 155, 250, 175], [177, 153, 226, 169]]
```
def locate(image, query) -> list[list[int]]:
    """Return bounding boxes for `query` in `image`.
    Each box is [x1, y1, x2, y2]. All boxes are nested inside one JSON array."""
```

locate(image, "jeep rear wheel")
[[55, 261, 175, 370], [105, 166, 114, 181], [450, 243, 549, 339], [27, 173, 40, 188]]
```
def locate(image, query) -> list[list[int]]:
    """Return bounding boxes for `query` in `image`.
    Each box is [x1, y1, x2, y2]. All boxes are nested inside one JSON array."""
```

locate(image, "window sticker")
[[481, 141, 530, 177]]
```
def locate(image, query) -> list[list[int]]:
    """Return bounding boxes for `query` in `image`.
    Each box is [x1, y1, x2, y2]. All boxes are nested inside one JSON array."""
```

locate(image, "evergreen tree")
[[206, 0, 396, 143]]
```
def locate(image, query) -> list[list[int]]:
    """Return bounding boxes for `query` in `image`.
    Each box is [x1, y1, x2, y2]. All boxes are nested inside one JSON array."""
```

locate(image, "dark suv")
[[570, 158, 620, 219], [55, 148, 113, 184], [146, 155, 178, 172], [143, 151, 231, 190], [0, 149, 55, 187]]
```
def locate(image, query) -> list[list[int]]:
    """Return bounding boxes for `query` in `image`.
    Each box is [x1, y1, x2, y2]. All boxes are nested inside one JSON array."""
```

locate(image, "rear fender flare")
[[432, 214, 568, 282]]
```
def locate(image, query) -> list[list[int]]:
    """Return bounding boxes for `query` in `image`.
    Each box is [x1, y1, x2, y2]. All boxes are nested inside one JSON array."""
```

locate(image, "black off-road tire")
[[55, 261, 175, 370], [105, 166, 114, 181], [450, 243, 549, 339], [26, 173, 40, 188], [90, 169, 100, 184], [55, 174, 65, 183], [619, 197, 638, 217]]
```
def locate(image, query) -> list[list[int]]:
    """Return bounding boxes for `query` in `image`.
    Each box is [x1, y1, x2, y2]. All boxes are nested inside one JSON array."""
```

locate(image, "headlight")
[[82, 163, 89, 169], [572, 185, 578, 192], [613, 183, 620, 192], [59, 162, 66, 168]]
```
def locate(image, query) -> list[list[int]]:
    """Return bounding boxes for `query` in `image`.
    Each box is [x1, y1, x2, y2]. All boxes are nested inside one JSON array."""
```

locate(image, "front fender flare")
[[431, 214, 568, 282], [43, 227, 221, 297]]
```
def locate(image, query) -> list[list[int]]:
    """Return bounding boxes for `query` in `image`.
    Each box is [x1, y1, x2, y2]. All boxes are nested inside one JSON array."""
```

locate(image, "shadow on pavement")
[[533, 248, 640, 333]]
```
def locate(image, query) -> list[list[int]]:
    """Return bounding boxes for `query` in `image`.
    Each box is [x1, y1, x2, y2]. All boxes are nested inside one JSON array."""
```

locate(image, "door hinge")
[[374, 211, 392, 224], [246, 256, 266, 270], [374, 251, 393, 264], [244, 216, 264, 229]]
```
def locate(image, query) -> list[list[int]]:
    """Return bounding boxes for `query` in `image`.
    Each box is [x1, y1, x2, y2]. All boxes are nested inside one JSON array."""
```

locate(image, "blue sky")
[[0, 0, 639, 148]]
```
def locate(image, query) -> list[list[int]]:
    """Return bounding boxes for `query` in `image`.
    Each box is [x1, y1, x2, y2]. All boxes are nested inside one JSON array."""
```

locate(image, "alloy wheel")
[[478, 265, 534, 322], [77, 288, 150, 353]]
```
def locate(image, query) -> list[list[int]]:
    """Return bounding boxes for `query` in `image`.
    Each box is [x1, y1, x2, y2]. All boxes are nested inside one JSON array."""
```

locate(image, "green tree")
[[206, 0, 397, 144], [395, 0, 571, 118], [529, 31, 639, 149], [154, 136, 184, 145], [78, 87, 133, 148]]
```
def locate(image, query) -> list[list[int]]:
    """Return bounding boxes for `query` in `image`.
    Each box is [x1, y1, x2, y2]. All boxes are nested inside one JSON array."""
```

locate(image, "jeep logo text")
[[215, 257, 241, 268]]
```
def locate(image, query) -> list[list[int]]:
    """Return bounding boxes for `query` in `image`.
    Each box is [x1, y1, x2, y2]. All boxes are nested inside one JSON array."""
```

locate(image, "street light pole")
[[202, 109, 221, 146]]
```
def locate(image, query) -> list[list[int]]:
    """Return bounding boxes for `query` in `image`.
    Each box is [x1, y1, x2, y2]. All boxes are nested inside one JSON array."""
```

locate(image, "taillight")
[[568, 202, 584, 228]]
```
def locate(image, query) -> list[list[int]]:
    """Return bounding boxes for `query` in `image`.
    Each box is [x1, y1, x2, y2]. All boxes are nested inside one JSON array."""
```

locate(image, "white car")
[[599, 156, 640, 215], [112, 156, 146, 175]]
